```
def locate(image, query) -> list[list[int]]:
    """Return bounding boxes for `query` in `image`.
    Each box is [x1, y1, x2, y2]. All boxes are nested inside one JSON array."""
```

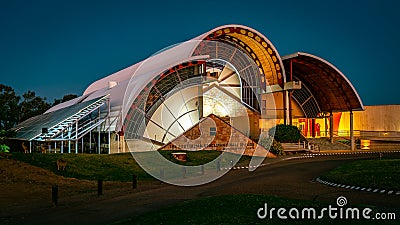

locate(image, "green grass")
[[336, 139, 350, 145], [11, 152, 152, 181], [159, 150, 253, 166], [320, 159, 400, 190], [159, 150, 222, 166], [111, 194, 398, 225], [10, 151, 254, 182]]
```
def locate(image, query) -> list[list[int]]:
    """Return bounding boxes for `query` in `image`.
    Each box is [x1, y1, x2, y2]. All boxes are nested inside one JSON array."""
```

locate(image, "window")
[[210, 127, 216, 136]]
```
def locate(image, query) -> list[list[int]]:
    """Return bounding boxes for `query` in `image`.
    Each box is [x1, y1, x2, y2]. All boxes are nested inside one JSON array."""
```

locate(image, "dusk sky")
[[1, 0, 399, 105]]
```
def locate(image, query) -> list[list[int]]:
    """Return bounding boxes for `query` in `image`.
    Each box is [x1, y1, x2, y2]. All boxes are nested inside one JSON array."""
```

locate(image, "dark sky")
[[1, 0, 399, 105]]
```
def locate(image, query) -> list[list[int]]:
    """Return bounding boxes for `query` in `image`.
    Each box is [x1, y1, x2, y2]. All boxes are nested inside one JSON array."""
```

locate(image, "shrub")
[[0, 130, 16, 138], [0, 144, 10, 153], [269, 124, 304, 143], [258, 133, 284, 156]]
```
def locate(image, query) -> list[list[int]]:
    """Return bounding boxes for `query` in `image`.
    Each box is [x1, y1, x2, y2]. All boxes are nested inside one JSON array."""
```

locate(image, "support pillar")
[[75, 122, 78, 154], [117, 134, 120, 153], [61, 132, 64, 153], [350, 110, 355, 151], [283, 91, 289, 125], [311, 118, 316, 138], [107, 98, 111, 154], [68, 127, 71, 154], [108, 130, 111, 154], [329, 112, 334, 143], [98, 108, 101, 154], [289, 91, 293, 125], [121, 135, 125, 153], [29, 141, 32, 153], [198, 83, 203, 119], [324, 115, 328, 137], [98, 127, 101, 154], [89, 130, 92, 153], [288, 59, 293, 125]]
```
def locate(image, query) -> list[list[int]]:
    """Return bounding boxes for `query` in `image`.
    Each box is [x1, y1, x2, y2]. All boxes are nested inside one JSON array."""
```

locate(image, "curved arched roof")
[[49, 25, 283, 116], [194, 25, 285, 87], [282, 52, 364, 112]]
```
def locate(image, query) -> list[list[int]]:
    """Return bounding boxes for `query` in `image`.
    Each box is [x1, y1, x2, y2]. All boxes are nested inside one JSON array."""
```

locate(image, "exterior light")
[[360, 139, 370, 150]]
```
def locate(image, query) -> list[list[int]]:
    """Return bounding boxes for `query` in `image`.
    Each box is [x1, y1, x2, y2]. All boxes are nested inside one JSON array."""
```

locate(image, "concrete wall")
[[339, 105, 400, 132]]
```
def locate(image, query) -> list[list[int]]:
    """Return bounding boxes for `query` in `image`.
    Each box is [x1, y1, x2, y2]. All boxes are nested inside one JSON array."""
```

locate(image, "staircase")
[[281, 143, 309, 154], [34, 95, 109, 141]]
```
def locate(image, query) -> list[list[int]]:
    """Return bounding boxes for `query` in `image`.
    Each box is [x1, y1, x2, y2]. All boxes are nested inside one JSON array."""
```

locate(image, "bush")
[[258, 133, 284, 156], [0, 144, 10, 152], [269, 124, 304, 143], [0, 130, 16, 138]]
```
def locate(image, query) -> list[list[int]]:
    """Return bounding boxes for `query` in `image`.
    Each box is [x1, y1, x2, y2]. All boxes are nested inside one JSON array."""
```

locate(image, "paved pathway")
[[8, 156, 400, 225]]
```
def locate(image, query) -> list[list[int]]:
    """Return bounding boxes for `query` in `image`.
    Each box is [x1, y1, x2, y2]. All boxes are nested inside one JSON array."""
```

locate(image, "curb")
[[315, 177, 400, 195], [222, 163, 269, 171], [305, 150, 400, 157], [222, 150, 400, 171]]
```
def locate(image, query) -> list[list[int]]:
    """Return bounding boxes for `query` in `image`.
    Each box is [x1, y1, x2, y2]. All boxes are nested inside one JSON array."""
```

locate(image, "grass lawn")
[[320, 159, 400, 190], [159, 150, 253, 166], [11, 152, 152, 181], [10, 151, 253, 182], [111, 194, 398, 225]]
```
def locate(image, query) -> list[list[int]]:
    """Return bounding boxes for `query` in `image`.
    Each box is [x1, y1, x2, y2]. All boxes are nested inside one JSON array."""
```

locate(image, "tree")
[[19, 91, 51, 122], [0, 84, 20, 130], [52, 94, 78, 106]]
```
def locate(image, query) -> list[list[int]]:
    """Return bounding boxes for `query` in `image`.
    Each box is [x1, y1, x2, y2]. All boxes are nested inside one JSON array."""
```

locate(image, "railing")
[[301, 130, 400, 140]]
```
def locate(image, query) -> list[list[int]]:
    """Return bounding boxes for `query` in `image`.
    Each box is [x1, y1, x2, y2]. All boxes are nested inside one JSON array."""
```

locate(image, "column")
[[75, 122, 78, 154], [283, 91, 289, 125], [329, 112, 334, 143], [61, 132, 64, 153], [350, 110, 355, 151], [324, 115, 328, 137], [288, 59, 293, 125], [311, 118, 316, 138], [68, 127, 71, 154], [198, 83, 203, 119]]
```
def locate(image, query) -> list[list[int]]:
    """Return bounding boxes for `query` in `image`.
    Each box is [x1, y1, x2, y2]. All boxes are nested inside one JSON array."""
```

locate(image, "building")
[[13, 24, 395, 154]]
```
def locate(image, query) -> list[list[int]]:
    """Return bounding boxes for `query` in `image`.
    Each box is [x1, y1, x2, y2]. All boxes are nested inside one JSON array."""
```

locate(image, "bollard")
[[201, 165, 204, 175], [98, 179, 103, 196], [52, 185, 58, 205], [217, 161, 221, 172], [132, 174, 137, 189]]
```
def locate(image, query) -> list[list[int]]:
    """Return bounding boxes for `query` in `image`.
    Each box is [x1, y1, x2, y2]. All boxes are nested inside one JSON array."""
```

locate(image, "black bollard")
[[98, 179, 103, 196], [132, 174, 137, 189], [217, 161, 221, 172], [201, 165, 205, 175], [52, 185, 58, 205]]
